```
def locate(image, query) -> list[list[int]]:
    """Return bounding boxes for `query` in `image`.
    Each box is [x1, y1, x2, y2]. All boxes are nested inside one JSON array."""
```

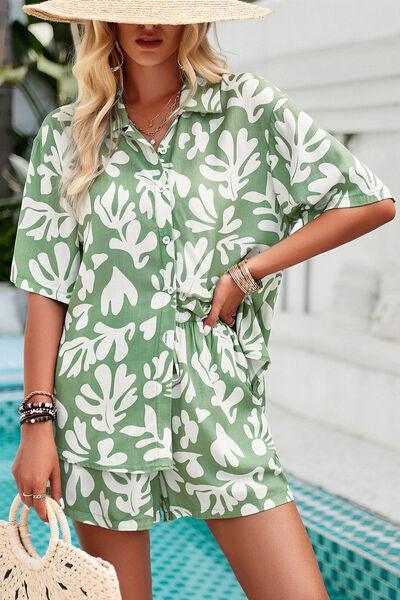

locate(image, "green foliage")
[[1, 3, 76, 281]]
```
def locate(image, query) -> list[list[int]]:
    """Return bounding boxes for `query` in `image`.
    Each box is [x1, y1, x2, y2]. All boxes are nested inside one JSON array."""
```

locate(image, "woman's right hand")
[[11, 420, 63, 523]]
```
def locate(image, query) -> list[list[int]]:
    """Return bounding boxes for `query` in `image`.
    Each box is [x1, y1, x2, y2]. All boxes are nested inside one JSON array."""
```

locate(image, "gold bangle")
[[226, 263, 256, 294], [23, 390, 55, 404], [239, 259, 262, 291], [226, 264, 249, 293]]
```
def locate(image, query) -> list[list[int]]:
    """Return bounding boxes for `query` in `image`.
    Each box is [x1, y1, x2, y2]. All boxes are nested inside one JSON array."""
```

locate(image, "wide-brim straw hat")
[[22, 0, 274, 25]]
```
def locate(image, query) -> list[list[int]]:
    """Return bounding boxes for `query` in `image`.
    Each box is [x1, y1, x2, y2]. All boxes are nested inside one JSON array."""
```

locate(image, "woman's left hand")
[[202, 273, 246, 335]]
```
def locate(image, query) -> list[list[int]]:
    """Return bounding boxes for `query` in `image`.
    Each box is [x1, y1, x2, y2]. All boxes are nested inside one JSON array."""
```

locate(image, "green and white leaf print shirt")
[[10, 71, 395, 473]]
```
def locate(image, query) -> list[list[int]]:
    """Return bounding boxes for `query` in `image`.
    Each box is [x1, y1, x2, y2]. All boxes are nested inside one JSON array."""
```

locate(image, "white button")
[[167, 286, 174, 294], [162, 235, 170, 245], [159, 147, 168, 155]]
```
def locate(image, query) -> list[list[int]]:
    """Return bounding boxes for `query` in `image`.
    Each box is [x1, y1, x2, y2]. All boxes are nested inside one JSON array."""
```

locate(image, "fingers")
[[15, 478, 48, 521], [32, 482, 50, 522], [49, 464, 64, 509], [203, 304, 221, 334], [203, 303, 237, 334], [203, 274, 243, 334]]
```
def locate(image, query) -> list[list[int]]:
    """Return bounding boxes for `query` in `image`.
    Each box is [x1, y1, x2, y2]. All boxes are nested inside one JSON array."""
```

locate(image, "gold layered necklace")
[[122, 86, 183, 146]]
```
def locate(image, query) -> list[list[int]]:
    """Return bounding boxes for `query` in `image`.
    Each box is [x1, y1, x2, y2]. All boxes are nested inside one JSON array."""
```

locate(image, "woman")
[[10, 1, 396, 599]]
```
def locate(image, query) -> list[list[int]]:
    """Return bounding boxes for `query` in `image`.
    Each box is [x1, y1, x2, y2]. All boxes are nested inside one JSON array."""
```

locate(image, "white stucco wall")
[[215, 0, 400, 450]]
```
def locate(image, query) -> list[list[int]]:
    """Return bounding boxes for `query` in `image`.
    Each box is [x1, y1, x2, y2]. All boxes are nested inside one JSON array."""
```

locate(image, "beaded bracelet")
[[23, 390, 55, 404], [18, 389, 57, 425], [20, 413, 55, 426]]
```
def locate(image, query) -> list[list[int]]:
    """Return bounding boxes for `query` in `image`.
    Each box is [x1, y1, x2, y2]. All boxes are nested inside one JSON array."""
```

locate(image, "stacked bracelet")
[[18, 390, 57, 426], [226, 258, 262, 295]]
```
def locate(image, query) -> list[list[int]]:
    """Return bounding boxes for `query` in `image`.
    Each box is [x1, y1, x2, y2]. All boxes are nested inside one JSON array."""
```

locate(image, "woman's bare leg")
[[72, 519, 153, 600], [205, 500, 329, 600]]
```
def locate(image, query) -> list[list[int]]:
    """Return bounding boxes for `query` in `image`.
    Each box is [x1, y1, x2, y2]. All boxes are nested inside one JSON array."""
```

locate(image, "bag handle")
[[8, 493, 72, 570]]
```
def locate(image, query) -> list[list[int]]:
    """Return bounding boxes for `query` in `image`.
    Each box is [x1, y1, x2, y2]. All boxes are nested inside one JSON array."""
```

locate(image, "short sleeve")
[[9, 111, 81, 304], [265, 83, 396, 227]]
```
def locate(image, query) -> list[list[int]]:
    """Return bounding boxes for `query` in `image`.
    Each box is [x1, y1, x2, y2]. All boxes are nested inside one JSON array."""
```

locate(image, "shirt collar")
[[111, 73, 223, 132]]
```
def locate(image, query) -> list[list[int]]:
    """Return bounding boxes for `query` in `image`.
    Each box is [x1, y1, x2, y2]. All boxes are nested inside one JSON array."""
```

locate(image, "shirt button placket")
[[152, 141, 178, 393]]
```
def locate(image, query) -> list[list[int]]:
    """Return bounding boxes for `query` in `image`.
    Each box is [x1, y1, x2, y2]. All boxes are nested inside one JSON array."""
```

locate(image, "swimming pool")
[[0, 334, 399, 599]]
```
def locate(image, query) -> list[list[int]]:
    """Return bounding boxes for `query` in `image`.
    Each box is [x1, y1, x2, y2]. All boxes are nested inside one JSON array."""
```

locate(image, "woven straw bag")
[[0, 493, 122, 599]]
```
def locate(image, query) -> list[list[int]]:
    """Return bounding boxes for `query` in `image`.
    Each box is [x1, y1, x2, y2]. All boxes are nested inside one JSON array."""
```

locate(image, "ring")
[[22, 492, 33, 497]]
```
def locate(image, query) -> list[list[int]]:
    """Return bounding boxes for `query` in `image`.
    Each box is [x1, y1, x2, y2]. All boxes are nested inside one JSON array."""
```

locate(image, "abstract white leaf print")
[[158, 465, 186, 493], [76, 363, 137, 434], [235, 308, 265, 362], [185, 467, 269, 515], [349, 156, 391, 198], [186, 183, 219, 233], [212, 323, 248, 383], [18, 197, 76, 241], [54, 397, 68, 428], [307, 163, 346, 204], [62, 416, 91, 463], [176, 238, 213, 297], [210, 423, 245, 468], [243, 407, 271, 456], [243, 173, 285, 236], [91, 253, 108, 269], [139, 316, 157, 341], [195, 407, 210, 423], [268, 455, 283, 477], [150, 260, 175, 310], [178, 122, 209, 160], [62, 462, 95, 506], [274, 108, 331, 185], [190, 341, 219, 387], [37, 127, 72, 194], [136, 168, 170, 227], [101, 266, 138, 316], [270, 176, 298, 221], [94, 181, 158, 267], [72, 303, 92, 330], [88, 490, 113, 528], [210, 380, 244, 425], [227, 74, 274, 123], [96, 438, 128, 467], [168, 168, 192, 201], [185, 185, 245, 263], [120, 404, 172, 463], [28, 241, 80, 297], [171, 410, 199, 448], [142, 350, 171, 399], [77, 263, 95, 301], [102, 471, 155, 524], [216, 219, 256, 266], [200, 128, 260, 200], [102, 149, 130, 177], [58, 322, 135, 378], [173, 451, 204, 478], [217, 467, 269, 501]]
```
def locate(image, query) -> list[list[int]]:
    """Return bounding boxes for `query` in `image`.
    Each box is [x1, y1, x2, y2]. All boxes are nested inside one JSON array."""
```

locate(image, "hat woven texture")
[[22, 0, 274, 25]]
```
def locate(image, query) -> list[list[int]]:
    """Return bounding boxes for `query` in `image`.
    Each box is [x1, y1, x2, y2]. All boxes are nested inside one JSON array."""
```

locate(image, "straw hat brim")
[[22, 0, 274, 25]]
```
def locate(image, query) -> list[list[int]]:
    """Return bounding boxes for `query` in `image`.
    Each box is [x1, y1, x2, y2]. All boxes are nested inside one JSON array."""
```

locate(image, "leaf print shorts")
[[58, 304, 295, 531]]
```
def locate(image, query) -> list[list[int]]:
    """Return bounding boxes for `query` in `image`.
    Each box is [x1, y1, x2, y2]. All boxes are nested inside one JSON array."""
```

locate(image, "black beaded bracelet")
[[18, 400, 54, 414], [20, 413, 55, 426]]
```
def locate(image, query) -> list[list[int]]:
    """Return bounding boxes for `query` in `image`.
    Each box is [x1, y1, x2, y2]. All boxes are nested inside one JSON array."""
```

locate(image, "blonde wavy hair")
[[59, 21, 230, 220]]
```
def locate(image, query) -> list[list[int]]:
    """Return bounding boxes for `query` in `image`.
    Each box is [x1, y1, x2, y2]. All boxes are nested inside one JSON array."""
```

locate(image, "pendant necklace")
[[122, 86, 183, 147]]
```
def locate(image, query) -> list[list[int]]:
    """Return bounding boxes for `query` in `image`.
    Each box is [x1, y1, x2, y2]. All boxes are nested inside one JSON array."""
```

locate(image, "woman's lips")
[[136, 39, 163, 49]]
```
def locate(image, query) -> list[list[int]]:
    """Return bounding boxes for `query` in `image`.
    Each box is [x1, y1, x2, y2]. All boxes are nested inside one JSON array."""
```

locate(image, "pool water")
[[0, 332, 398, 599]]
